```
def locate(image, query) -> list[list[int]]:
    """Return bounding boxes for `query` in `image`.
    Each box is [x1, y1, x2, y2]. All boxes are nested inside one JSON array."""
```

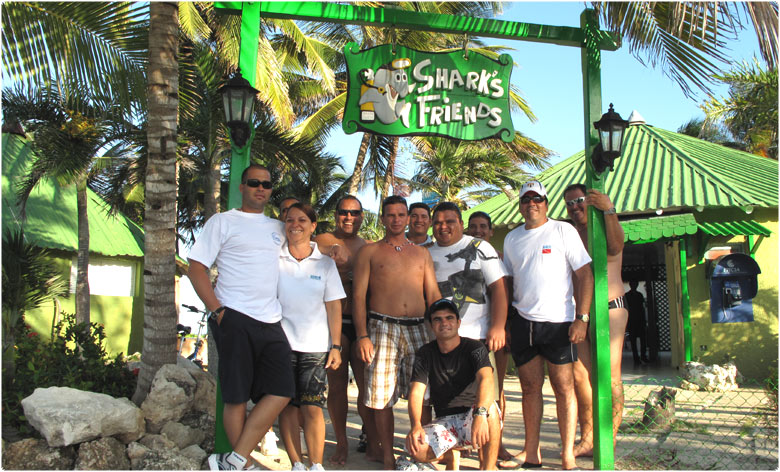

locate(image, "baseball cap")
[[519, 180, 547, 198], [425, 298, 460, 321]]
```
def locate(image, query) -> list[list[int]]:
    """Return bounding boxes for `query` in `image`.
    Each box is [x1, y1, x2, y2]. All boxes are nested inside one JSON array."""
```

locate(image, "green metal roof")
[[621, 213, 699, 244], [2, 133, 144, 258], [463, 124, 779, 228], [697, 219, 771, 237]]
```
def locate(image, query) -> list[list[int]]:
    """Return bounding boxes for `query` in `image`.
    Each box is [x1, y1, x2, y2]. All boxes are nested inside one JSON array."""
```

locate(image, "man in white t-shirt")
[[189, 164, 294, 471], [407, 202, 434, 247], [501, 180, 594, 471]]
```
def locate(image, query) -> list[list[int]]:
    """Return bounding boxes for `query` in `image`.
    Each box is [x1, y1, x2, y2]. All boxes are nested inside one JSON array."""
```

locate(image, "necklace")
[[290, 246, 312, 262], [384, 237, 413, 252]]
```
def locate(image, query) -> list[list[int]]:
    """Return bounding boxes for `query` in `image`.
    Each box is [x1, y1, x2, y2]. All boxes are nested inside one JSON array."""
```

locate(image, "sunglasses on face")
[[337, 209, 362, 217], [520, 195, 546, 204], [243, 179, 272, 189], [566, 196, 587, 207]]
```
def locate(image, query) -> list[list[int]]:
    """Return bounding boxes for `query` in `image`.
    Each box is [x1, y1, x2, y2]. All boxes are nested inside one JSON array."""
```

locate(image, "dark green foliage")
[[2, 314, 136, 438]]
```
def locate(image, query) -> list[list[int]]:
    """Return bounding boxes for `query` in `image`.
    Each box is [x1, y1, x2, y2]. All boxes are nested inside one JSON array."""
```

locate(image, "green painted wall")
[[23, 251, 144, 357], [683, 208, 778, 381]]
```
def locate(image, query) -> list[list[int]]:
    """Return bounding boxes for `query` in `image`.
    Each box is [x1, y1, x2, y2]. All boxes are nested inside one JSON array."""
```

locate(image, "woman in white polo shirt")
[[278, 203, 345, 471]]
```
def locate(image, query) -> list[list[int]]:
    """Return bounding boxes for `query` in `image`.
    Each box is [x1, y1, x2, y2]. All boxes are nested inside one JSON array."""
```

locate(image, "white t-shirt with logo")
[[428, 235, 507, 340], [188, 209, 285, 323], [278, 242, 346, 352], [503, 219, 591, 323]]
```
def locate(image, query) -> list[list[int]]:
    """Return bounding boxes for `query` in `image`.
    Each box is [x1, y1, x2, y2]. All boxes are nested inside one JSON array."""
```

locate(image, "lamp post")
[[220, 69, 260, 210], [591, 103, 629, 173]]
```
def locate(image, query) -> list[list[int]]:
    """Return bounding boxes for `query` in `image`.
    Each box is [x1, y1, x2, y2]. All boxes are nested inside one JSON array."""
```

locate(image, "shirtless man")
[[313, 196, 370, 465], [353, 195, 442, 469], [563, 183, 627, 457], [406, 202, 434, 246]]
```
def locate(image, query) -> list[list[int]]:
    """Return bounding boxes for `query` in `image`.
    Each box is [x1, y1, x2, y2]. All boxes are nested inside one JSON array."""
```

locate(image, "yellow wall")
[[24, 252, 144, 357], [682, 208, 778, 381]]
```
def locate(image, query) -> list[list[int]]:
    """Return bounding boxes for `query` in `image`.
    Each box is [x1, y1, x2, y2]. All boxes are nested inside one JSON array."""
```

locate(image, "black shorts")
[[210, 308, 295, 404], [342, 314, 357, 344], [509, 310, 577, 367]]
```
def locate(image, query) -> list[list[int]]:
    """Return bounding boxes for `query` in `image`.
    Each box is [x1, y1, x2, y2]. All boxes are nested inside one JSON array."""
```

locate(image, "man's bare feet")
[[498, 445, 513, 462], [573, 441, 593, 458], [561, 451, 577, 470], [328, 443, 348, 465], [498, 450, 543, 470]]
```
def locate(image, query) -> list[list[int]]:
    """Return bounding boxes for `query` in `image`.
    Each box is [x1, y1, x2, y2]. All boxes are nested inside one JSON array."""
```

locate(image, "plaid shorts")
[[414, 403, 502, 459], [365, 314, 430, 409]]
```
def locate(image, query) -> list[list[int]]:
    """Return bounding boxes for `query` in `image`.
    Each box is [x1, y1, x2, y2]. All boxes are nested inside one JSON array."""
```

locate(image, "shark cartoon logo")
[[358, 58, 415, 128]]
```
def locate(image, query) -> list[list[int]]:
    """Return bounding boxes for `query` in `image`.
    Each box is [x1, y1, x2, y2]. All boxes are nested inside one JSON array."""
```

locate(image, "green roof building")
[[465, 115, 778, 379], [2, 133, 145, 355]]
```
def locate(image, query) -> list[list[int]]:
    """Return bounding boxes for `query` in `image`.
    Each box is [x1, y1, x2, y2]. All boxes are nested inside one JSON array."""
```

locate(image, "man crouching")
[[405, 298, 501, 470]]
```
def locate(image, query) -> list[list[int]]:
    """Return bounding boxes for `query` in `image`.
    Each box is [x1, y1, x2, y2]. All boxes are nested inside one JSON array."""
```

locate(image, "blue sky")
[[326, 1, 763, 213]]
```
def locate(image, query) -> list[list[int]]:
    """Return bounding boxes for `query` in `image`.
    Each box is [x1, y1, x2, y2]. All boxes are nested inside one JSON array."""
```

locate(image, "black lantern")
[[220, 69, 259, 148], [592, 103, 629, 173]]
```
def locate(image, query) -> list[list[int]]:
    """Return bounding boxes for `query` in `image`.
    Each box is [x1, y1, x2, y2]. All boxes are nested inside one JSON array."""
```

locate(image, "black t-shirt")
[[411, 337, 492, 418]]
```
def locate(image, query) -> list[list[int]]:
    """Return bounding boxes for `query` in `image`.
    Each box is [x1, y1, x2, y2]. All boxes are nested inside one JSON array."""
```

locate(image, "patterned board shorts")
[[365, 315, 430, 409], [414, 404, 502, 459]]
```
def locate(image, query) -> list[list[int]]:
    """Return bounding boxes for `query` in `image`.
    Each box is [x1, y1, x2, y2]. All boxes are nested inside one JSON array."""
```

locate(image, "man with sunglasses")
[[189, 164, 294, 470], [501, 180, 593, 470], [563, 183, 627, 458], [313, 195, 372, 465]]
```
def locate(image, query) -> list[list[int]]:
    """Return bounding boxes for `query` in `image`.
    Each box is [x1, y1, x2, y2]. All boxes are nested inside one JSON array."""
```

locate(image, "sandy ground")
[[249, 374, 596, 471]]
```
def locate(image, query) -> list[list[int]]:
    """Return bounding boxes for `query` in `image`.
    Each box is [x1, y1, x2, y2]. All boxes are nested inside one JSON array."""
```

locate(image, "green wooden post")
[[747, 234, 756, 259], [580, 9, 614, 470], [680, 238, 693, 362], [215, 1, 263, 454]]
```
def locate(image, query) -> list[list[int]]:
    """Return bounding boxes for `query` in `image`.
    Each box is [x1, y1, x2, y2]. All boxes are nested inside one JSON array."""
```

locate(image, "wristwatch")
[[472, 406, 489, 418], [209, 306, 226, 321], [604, 207, 617, 215], [575, 313, 590, 322], [330, 344, 342, 352]]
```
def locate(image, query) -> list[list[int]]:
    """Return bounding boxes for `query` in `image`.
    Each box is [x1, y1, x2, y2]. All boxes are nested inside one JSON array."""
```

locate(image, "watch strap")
[[604, 207, 617, 215]]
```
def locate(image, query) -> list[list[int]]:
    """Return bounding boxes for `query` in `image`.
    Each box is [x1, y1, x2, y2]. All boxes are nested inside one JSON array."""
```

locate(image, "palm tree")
[[407, 134, 551, 208], [2, 86, 133, 326], [701, 59, 778, 159], [2, 229, 68, 381], [676, 117, 745, 151], [133, 1, 179, 405]]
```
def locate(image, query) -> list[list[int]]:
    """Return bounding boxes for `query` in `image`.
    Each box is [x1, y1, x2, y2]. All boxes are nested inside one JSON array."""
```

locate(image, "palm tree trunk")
[[75, 181, 90, 325], [133, 1, 179, 405], [380, 137, 399, 202], [347, 133, 371, 195], [204, 158, 221, 221]]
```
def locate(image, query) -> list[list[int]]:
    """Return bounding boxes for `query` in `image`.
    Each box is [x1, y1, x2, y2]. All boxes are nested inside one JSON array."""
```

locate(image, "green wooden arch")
[[213, 2, 620, 468]]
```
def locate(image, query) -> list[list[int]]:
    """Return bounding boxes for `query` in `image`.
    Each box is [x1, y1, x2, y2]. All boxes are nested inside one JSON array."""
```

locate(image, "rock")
[[138, 433, 177, 451], [178, 356, 217, 416], [641, 387, 677, 430], [2, 438, 76, 470], [141, 364, 197, 433], [181, 444, 207, 464], [75, 437, 130, 470], [180, 410, 215, 451], [126, 441, 150, 461], [161, 421, 205, 450], [21, 387, 145, 447], [681, 361, 739, 392], [130, 448, 201, 470]]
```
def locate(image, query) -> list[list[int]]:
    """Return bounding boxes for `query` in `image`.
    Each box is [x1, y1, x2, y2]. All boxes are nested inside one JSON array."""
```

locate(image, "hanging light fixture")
[[592, 103, 629, 173], [219, 69, 259, 148]]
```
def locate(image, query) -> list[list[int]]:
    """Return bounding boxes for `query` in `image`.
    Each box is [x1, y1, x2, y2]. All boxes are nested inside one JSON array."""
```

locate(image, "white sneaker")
[[310, 464, 324, 471], [292, 461, 307, 471]]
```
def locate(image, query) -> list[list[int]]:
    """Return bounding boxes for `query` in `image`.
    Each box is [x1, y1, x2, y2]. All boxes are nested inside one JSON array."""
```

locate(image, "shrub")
[[2, 313, 136, 437]]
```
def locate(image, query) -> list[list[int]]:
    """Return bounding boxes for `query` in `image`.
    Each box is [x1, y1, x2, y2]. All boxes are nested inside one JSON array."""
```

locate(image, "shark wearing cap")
[[358, 58, 415, 127]]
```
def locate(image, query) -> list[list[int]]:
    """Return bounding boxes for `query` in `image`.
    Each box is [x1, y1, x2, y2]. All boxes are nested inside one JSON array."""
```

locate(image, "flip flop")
[[498, 455, 544, 470]]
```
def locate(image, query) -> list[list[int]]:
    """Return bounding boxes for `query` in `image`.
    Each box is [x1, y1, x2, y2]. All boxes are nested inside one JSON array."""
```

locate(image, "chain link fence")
[[615, 373, 778, 470]]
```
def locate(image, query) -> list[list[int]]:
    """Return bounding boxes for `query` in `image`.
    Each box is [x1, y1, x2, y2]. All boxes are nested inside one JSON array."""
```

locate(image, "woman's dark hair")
[[285, 202, 317, 223]]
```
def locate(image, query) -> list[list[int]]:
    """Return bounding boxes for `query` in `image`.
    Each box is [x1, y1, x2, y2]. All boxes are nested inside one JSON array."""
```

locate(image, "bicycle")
[[179, 304, 210, 369]]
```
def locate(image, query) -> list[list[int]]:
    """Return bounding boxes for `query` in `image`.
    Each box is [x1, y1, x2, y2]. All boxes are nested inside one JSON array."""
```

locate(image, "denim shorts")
[[290, 351, 328, 408]]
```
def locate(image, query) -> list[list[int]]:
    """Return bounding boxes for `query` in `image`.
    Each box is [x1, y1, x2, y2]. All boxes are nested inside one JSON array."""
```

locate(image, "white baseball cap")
[[519, 180, 547, 198]]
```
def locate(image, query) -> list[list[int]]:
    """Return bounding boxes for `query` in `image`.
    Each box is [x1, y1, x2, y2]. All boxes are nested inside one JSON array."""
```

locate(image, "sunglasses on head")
[[243, 179, 272, 189], [565, 196, 586, 207], [337, 209, 362, 217], [520, 195, 546, 204]]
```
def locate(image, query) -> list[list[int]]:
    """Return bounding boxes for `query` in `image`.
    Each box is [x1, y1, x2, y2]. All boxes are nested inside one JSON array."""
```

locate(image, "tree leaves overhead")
[[594, 2, 778, 98], [2, 2, 148, 115]]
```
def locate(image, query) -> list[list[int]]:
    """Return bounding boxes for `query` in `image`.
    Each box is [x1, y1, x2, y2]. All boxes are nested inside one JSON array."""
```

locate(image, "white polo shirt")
[[503, 219, 591, 323], [278, 242, 346, 352], [188, 209, 285, 323], [428, 235, 507, 340]]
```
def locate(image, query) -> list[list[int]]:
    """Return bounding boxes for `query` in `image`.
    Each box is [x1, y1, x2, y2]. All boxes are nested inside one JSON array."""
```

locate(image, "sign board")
[[343, 43, 514, 142]]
